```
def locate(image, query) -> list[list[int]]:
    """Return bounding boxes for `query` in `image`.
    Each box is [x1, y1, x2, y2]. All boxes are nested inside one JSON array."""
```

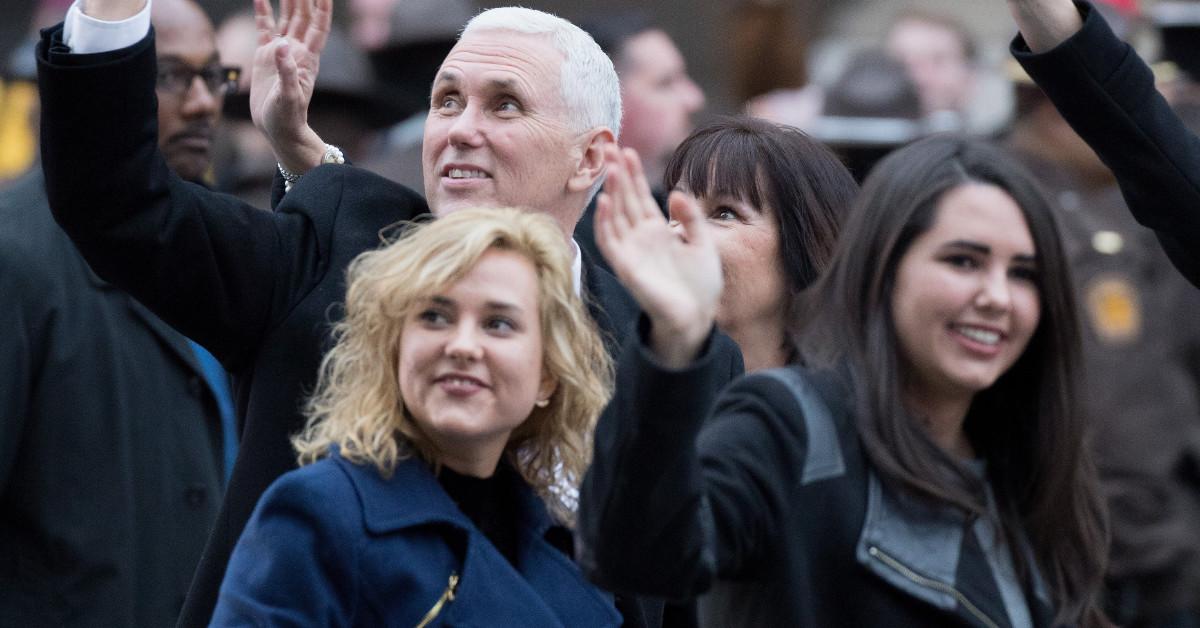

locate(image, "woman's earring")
[[535, 398, 550, 408]]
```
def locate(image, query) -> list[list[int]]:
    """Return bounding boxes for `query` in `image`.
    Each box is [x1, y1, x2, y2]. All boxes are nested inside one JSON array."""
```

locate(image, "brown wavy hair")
[[293, 208, 613, 523]]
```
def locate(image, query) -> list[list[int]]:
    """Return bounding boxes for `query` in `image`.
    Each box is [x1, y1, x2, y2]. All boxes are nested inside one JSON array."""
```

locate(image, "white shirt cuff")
[[63, 0, 152, 54]]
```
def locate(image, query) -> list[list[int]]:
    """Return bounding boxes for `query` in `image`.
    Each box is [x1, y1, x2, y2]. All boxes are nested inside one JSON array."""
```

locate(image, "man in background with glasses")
[[0, 0, 237, 625], [151, 1, 238, 185]]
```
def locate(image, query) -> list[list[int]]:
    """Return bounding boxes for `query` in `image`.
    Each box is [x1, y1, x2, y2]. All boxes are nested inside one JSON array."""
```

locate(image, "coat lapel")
[[853, 470, 1061, 628], [124, 298, 207, 379], [510, 476, 622, 628], [80, 250, 208, 381], [344, 457, 621, 627], [855, 471, 968, 612], [514, 529, 621, 627], [350, 456, 471, 534]]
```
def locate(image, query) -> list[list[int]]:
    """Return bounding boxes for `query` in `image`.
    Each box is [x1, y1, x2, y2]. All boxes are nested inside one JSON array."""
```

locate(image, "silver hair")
[[461, 7, 623, 141]]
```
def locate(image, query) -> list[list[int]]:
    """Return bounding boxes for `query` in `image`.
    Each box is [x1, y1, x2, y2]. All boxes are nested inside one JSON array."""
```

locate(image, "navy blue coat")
[[212, 452, 622, 627]]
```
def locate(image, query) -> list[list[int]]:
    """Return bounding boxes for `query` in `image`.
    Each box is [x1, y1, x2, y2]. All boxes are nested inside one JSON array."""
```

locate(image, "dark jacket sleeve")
[[578, 317, 808, 599], [36, 26, 333, 369], [1012, 1, 1200, 287], [211, 467, 359, 624]]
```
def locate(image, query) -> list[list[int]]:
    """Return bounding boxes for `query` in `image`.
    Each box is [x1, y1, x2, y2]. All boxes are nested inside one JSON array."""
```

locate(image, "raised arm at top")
[[1008, 0, 1085, 52]]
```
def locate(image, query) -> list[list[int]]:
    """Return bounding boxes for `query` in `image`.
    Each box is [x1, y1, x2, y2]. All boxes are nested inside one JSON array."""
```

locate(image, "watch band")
[[278, 143, 344, 192]]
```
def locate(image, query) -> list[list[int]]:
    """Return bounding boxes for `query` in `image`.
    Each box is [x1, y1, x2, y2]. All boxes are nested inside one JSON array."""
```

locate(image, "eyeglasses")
[[155, 62, 241, 96]]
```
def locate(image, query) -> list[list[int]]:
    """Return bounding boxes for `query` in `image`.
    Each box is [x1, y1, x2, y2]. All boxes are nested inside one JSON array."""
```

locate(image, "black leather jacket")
[[579, 324, 1060, 628]]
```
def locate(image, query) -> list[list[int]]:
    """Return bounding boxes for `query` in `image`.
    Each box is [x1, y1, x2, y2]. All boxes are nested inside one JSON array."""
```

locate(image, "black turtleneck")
[[437, 465, 521, 566]]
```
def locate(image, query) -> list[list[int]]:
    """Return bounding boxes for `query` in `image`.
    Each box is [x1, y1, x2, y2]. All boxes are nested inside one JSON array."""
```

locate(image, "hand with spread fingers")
[[250, 0, 332, 174], [1007, 0, 1084, 52], [595, 146, 722, 368]]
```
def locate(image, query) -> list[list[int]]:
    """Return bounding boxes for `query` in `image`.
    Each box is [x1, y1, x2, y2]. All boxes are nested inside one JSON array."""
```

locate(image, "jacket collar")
[[338, 452, 490, 534], [67, 227, 208, 382], [856, 472, 970, 611], [334, 452, 621, 627], [855, 471, 1055, 628], [337, 452, 566, 543], [124, 298, 209, 378]]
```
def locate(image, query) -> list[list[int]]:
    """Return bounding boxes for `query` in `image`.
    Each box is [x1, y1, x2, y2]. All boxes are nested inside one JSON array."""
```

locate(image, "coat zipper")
[[415, 572, 460, 628], [868, 546, 1001, 628]]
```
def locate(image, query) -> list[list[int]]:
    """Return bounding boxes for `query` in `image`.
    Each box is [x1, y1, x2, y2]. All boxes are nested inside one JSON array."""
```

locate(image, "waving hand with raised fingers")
[[595, 146, 723, 368], [250, 0, 332, 175]]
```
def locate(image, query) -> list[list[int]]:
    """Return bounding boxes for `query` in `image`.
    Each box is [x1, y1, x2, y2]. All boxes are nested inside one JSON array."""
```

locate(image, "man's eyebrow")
[[483, 77, 521, 93], [432, 71, 461, 87], [431, 73, 524, 95]]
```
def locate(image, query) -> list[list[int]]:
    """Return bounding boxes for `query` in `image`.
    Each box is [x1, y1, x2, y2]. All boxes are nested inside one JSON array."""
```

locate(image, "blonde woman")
[[211, 208, 619, 626]]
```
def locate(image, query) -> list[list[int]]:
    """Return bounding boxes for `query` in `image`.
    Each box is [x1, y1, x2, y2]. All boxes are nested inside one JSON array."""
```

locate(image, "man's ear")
[[566, 127, 616, 194]]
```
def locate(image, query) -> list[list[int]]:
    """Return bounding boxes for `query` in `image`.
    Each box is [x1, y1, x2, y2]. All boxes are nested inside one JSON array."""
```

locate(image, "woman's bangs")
[[670, 131, 767, 209]]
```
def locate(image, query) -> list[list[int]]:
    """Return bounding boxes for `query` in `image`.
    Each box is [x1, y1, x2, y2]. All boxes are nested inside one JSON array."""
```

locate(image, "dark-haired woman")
[[654, 116, 856, 371], [589, 116, 858, 628], [580, 137, 1110, 627]]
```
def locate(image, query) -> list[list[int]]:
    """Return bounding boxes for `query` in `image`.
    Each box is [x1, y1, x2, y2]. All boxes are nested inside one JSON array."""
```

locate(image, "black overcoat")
[[0, 170, 225, 627]]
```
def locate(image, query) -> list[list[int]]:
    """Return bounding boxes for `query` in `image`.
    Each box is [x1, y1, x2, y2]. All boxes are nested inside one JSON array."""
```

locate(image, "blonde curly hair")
[[293, 208, 613, 523]]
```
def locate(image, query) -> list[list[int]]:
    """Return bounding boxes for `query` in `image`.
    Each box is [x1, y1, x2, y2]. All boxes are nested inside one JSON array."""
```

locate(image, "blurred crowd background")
[[3, 0, 1198, 185], [3, 0, 1200, 626], [4, 0, 1199, 189]]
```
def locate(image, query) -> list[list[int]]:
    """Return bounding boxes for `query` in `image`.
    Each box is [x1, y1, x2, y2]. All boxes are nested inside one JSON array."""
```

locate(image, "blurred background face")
[[885, 17, 974, 115], [348, 0, 396, 50], [616, 29, 705, 182], [152, 0, 224, 184]]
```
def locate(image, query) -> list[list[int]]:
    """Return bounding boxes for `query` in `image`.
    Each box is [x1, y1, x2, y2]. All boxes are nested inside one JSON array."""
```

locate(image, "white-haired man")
[[270, 6, 623, 239], [35, 0, 661, 624]]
